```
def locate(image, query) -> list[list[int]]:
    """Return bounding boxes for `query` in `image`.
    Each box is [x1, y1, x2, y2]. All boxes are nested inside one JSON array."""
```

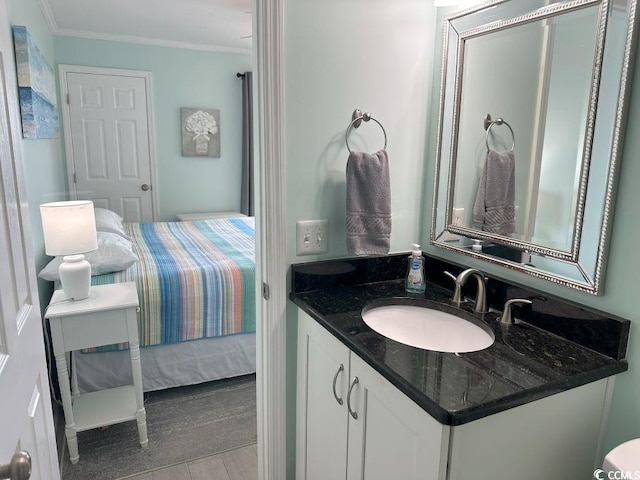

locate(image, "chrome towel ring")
[[484, 113, 515, 152], [345, 108, 388, 153]]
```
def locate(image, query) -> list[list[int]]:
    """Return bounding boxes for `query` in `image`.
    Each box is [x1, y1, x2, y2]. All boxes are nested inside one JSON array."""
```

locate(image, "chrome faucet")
[[444, 268, 488, 314]]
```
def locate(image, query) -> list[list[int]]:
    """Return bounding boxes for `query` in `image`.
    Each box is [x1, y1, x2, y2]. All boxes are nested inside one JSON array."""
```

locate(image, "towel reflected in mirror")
[[472, 149, 516, 235]]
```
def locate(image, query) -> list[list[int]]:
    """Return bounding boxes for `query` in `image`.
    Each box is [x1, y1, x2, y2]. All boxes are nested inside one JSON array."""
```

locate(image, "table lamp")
[[40, 200, 98, 301]]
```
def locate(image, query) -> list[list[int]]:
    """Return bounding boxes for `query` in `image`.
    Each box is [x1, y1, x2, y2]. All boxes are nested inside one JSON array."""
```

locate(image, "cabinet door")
[[346, 354, 449, 480], [447, 378, 609, 480], [297, 310, 351, 480]]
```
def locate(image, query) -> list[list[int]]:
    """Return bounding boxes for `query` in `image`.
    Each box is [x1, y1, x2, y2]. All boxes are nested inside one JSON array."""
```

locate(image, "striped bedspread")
[[91, 217, 255, 348]]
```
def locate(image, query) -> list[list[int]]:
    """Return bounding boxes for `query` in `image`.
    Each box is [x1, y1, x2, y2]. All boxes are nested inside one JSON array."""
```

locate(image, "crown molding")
[[53, 28, 251, 55], [37, 0, 251, 55], [37, 0, 58, 31]]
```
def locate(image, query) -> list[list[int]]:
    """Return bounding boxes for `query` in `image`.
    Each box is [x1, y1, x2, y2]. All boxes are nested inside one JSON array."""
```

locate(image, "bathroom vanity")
[[290, 1, 637, 477], [291, 255, 629, 480]]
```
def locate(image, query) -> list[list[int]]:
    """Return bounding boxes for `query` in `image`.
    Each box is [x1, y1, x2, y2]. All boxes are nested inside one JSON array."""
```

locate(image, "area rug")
[[60, 374, 257, 480]]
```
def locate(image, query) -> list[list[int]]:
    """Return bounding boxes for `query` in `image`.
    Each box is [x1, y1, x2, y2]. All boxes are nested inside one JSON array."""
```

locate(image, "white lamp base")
[[59, 254, 91, 300]]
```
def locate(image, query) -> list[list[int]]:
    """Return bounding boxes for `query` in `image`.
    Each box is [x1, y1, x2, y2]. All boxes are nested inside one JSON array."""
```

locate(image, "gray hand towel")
[[346, 149, 391, 255], [472, 149, 516, 235]]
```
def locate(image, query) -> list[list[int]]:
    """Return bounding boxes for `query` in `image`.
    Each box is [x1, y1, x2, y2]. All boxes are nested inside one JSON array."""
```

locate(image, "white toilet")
[[603, 438, 640, 473]]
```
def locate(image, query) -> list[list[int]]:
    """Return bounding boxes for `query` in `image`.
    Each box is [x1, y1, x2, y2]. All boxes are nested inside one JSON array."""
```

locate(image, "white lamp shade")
[[40, 200, 98, 256]]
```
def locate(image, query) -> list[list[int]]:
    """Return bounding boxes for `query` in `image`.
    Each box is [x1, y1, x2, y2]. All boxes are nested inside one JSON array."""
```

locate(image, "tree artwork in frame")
[[181, 107, 221, 157]]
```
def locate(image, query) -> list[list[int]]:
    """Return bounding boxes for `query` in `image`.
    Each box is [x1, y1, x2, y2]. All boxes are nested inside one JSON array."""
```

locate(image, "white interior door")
[[0, 2, 60, 477], [61, 66, 157, 222]]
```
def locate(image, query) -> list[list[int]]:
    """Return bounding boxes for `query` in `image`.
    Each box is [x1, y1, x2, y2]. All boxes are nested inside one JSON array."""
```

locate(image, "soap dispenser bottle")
[[405, 244, 426, 293]]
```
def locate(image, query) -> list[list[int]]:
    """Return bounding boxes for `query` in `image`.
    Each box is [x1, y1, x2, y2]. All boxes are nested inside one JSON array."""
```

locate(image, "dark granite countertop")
[[290, 262, 628, 426]]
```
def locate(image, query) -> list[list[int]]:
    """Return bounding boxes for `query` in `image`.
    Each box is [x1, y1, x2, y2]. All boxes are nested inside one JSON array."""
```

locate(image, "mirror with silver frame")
[[431, 0, 639, 294]]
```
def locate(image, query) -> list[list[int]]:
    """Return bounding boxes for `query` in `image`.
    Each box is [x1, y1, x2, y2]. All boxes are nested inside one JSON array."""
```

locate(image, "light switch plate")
[[443, 207, 465, 242], [296, 220, 329, 255]]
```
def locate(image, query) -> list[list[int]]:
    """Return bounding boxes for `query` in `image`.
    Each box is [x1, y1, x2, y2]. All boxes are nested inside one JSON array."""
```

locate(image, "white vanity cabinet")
[[296, 309, 449, 480], [445, 377, 608, 479], [296, 309, 350, 480], [296, 308, 613, 480]]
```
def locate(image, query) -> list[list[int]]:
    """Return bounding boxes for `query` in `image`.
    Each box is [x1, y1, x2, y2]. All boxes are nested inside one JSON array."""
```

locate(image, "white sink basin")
[[362, 300, 494, 353]]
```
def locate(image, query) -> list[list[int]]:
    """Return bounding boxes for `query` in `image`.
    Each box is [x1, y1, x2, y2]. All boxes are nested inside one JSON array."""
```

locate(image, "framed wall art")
[[12, 25, 59, 139], [181, 107, 220, 157]]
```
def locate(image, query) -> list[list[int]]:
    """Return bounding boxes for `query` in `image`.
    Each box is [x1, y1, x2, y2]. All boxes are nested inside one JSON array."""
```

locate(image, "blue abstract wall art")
[[12, 25, 59, 139]]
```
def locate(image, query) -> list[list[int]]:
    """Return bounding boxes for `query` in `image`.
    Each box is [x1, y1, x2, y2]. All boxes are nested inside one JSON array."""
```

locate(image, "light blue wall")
[[594, 51, 640, 458], [284, 0, 438, 476], [53, 37, 252, 221], [423, 8, 640, 463], [7, 0, 67, 310], [285, 0, 437, 264]]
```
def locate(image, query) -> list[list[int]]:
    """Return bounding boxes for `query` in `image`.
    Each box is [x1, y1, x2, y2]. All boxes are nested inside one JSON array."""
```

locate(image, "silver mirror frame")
[[431, 0, 639, 294]]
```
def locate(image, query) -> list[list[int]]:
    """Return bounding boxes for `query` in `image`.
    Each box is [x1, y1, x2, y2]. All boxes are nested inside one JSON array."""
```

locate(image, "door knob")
[[141, 184, 150, 191], [0, 451, 31, 480]]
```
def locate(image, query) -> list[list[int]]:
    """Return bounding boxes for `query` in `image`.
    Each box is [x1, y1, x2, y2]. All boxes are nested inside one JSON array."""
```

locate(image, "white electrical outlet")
[[443, 208, 465, 242], [296, 220, 329, 255]]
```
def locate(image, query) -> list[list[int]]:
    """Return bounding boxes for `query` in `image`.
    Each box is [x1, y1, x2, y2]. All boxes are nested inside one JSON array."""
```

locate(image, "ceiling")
[[39, 0, 252, 54]]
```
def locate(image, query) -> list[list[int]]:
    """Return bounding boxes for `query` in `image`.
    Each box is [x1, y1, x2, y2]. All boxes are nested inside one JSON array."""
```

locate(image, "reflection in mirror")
[[431, 0, 639, 294], [453, 6, 599, 252]]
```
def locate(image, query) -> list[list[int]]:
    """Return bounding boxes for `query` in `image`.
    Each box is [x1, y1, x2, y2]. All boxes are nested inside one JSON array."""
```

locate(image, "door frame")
[[254, 0, 287, 478], [0, 0, 60, 476], [58, 65, 159, 221]]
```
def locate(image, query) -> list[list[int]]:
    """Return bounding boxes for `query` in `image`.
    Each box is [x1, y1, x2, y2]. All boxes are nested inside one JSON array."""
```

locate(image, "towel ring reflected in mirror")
[[346, 108, 388, 153], [484, 113, 515, 152]]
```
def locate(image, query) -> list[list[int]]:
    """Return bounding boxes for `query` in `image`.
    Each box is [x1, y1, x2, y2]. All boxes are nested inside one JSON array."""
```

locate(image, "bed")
[[42, 210, 256, 393]]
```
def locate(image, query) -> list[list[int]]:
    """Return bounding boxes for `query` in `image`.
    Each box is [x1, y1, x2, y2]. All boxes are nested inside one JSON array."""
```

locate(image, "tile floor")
[[120, 443, 257, 480]]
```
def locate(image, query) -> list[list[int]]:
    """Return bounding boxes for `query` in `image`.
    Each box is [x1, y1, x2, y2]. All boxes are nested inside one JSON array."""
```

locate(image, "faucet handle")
[[499, 298, 533, 325], [443, 271, 463, 307], [443, 271, 457, 283]]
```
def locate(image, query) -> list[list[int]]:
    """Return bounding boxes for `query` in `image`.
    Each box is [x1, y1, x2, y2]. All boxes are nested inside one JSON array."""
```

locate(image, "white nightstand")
[[176, 211, 246, 221], [45, 282, 148, 464]]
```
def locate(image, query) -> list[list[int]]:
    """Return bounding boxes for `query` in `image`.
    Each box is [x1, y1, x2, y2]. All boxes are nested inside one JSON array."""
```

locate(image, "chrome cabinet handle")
[[332, 364, 344, 405], [347, 376, 359, 420], [0, 451, 31, 480], [141, 184, 150, 191]]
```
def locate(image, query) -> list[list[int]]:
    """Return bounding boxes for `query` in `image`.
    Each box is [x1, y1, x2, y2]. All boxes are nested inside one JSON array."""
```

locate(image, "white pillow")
[[94, 208, 130, 240], [38, 231, 138, 281]]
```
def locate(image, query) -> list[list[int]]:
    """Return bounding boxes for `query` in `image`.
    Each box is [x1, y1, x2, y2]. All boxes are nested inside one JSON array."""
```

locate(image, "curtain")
[[240, 72, 254, 217]]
